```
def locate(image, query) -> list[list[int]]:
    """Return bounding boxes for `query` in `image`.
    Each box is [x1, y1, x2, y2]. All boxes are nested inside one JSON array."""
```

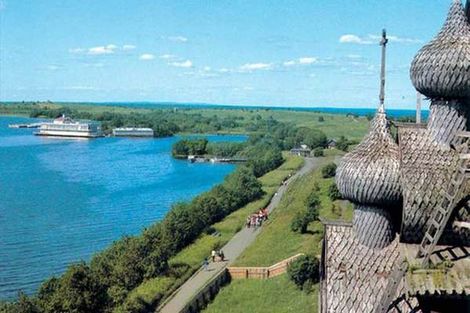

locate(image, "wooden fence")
[[227, 253, 304, 279]]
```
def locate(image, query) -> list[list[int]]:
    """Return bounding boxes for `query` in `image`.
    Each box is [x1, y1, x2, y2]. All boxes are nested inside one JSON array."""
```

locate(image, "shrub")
[[172, 138, 208, 157], [287, 255, 320, 289], [321, 163, 337, 178], [318, 116, 324, 122], [0, 292, 40, 313], [290, 213, 309, 234], [336, 136, 349, 152], [313, 147, 324, 157], [328, 182, 341, 201], [305, 193, 320, 222]]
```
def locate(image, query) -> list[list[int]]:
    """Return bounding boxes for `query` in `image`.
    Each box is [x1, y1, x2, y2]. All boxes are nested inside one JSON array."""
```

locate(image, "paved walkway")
[[158, 157, 318, 313]]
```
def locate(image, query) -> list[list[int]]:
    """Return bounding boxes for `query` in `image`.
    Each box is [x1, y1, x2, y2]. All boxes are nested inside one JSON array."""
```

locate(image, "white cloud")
[[368, 34, 422, 44], [283, 60, 296, 67], [203, 66, 211, 71], [88, 44, 117, 55], [122, 44, 136, 50], [160, 54, 176, 59], [168, 36, 188, 43], [340, 34, 422, 45], [70, 44, 136, 55], [298, 57, 317, 65], [240, 63, 272, 71], [339, 34, 374, 45], [140, 53, 155, 60], [170, 60, 193, 68], [283, 57, 317, 67]]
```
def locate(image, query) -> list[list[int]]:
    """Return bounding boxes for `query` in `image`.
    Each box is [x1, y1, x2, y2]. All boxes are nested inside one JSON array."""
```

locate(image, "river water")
[[0, 116, 244, 299]]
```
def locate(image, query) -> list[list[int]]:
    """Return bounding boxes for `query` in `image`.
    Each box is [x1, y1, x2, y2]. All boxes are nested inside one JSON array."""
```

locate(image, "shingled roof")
[[321, 222, 402, 312], [336, 109, 401, 206], [410, 0, 470, 99], [401, 243, 470, 297], [397, 123, 463, 243], [321, 222, 470, 312]]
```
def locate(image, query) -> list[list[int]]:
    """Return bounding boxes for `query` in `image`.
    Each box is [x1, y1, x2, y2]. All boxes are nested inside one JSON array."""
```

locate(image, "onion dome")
[[336, 106, 401, 205], [410, 0, 470, 99], [353, 205, 394, 249]]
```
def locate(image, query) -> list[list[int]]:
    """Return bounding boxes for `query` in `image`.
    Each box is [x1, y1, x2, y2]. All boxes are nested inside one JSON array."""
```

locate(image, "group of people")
[[202, 250, 225, 271], [281, 173, 292, 186], [246, 208, 269, 229], [211, 249, 224, 262]]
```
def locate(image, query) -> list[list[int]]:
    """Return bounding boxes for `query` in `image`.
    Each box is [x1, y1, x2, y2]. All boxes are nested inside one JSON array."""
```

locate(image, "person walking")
[[211, 250, 216, 262], [202, 258, 209, 271], [219, 250, 225, 262]]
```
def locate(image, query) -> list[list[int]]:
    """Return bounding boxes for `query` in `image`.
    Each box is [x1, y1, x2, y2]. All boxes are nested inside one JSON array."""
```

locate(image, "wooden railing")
[[227, 253, 304, 279]]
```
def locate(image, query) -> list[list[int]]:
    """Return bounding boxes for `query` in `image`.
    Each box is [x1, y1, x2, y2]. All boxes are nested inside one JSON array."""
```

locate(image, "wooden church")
[[320, 1, 470, 312]]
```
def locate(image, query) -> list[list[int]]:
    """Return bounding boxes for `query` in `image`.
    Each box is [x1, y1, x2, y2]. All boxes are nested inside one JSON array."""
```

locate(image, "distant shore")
[[0, 101, 428, 119]]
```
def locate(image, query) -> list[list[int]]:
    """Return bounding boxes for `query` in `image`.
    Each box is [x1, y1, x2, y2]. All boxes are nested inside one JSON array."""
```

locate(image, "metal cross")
[[379, 29, 388, 110]]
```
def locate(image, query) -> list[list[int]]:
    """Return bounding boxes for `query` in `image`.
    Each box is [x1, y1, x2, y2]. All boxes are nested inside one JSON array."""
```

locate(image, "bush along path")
[[158, 157, 319, 313]]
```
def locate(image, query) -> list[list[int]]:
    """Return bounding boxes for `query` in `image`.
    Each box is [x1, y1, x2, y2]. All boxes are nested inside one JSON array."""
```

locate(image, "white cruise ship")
[[112, 127, 154, 137], [35, 115, 103, 138]]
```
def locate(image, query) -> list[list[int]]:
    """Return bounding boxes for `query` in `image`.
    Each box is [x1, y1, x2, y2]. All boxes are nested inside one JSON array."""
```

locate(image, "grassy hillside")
[[233, 150, 352, 267], [204, 274, 318, 313], [201, 150, 353, 313]]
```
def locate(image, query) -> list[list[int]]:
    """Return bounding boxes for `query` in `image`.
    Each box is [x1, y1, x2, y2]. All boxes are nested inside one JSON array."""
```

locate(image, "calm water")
[[0, 116, 245, 299]]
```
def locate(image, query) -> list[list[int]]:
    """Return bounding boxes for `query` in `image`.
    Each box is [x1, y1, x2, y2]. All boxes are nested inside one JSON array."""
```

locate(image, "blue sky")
[[0, 0, 456, 108]]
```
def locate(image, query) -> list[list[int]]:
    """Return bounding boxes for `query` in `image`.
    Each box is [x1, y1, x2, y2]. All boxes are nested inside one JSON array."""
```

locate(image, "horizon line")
[[0, 100, 429, 111]]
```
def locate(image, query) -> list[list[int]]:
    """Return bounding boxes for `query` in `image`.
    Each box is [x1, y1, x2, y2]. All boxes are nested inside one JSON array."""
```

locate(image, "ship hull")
[[34, 130, 103, 138]]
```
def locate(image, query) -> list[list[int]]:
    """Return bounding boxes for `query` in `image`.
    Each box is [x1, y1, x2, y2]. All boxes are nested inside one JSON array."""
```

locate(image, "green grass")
[[259, 153, 303, 187], [120, 154, 304, 310], [188, 108, 369, 141], [202, 150, 353, 313], [203, 274, 318, 313], [233, 150, 351, 267]]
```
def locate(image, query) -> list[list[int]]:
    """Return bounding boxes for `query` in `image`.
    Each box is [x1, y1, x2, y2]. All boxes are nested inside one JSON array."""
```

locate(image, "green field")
[[201, 150, 353, 313], [191, 108, 369, 141], [118, 154, 304, 311], [204, 274, 318, 313]]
